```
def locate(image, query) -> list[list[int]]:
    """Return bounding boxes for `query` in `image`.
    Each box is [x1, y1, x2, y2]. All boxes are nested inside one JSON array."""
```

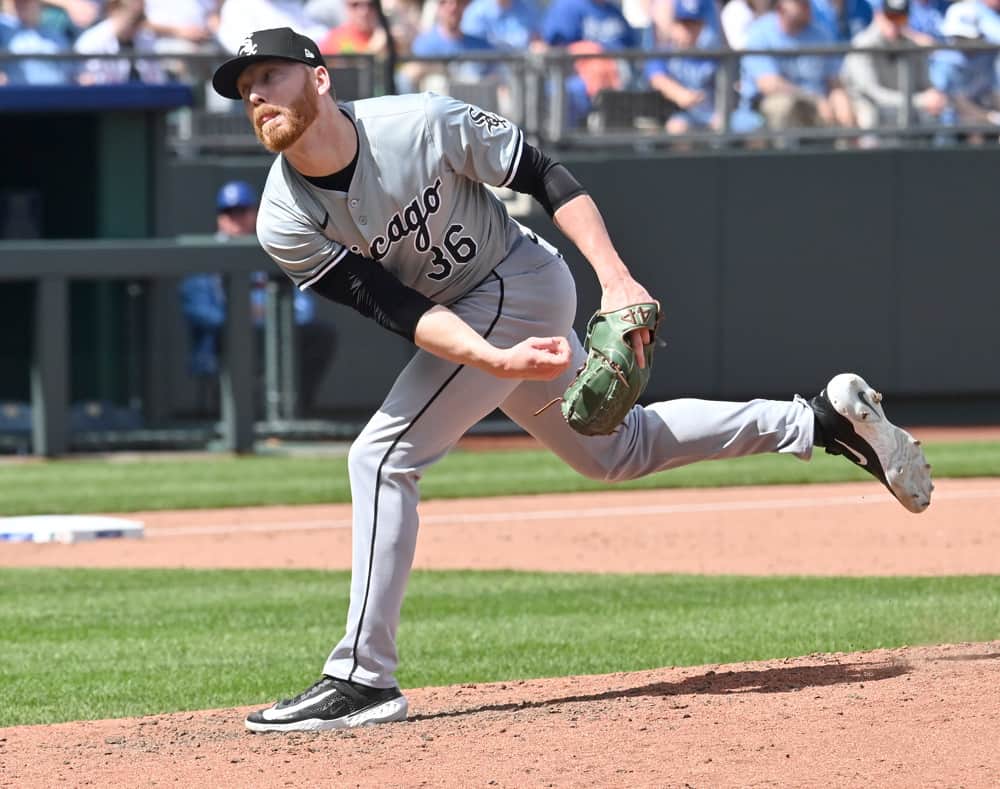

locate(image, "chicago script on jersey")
[[369, 178, 443, 262]]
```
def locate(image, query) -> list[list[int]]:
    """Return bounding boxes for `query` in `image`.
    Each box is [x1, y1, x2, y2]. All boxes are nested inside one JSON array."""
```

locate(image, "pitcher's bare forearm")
[[552, 193, 656, 366], [414, 305, 571, 380], [552, 194, 635, 291]]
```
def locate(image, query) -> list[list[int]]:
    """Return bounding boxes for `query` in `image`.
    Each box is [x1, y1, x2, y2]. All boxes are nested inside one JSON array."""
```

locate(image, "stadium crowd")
[[3, 0, 1000, 138]]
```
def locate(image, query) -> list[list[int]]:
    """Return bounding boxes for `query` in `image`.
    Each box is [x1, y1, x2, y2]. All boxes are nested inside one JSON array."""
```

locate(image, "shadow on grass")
[[409, 660, 910, 722]]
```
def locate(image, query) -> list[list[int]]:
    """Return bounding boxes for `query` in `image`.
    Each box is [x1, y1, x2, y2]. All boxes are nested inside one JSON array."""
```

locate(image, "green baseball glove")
[[560, 303, 660, 436]]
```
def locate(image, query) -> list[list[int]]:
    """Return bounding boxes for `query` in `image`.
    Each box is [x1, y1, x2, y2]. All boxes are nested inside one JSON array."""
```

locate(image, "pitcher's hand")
[[601, 277, 658, 369], [495, 337, 572, 380]]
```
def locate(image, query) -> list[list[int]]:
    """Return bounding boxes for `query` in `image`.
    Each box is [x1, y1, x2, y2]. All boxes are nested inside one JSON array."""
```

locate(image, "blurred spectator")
[[406, 0, 496, 87], [541, 0, 638, 49], [645, 0, 727, 47], [810, 0, 871, 42], [564, 38, 625, 126], [722, 0, 772, 49], [841, 0, 948, 136], [1, 0, 73, 85], [460, 0, 543, 50], [623, 0, 654, 30], [411, 0, 494, 56], [907, 0, 945, 41], [217, 0, 327, 54], [74, 0, 166, 84], [975, 0, 1000, 42], [144, 0, 222, 53], [319, 0, 388, 53], [179, 181, 337, 417], [0, 0, 73, 85], [644, 0, 720, 133], [304, 0, 346, 27], [929, 0, 1000, 132], [382, 0, 423, 53], [741, 0, 856, 130], [541, 0, 637, 128], [39, 0, 102, 43], [0, 10, 12, 50]]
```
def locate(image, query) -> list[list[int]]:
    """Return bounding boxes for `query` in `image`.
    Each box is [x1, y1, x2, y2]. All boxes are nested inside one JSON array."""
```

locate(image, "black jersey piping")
[[347, 270, 505, 684]]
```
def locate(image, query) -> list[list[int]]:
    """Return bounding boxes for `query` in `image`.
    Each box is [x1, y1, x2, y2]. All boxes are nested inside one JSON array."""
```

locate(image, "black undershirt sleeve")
[[506, 142, 587, 217], [307, 251, 436, 341]]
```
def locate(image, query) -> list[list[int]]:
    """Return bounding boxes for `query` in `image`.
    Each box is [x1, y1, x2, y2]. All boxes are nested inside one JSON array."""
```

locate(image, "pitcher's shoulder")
[[260, 157, 297, 205], [346, 93, 435, 122]]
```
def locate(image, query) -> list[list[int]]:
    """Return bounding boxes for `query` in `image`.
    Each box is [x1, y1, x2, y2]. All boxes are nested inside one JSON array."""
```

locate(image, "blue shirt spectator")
[[461, 0, 542, 49], [412, 26, 496, 56], [179, 273, 227, 377], [929, 0, 1000, 123], [39, 0, 103, 44], [179, 181, 336, 416], [643, 0, 719, 130], [180, 272, 316, 376], [738, 0, 858, 130], [741, 5, 840, 104], [2, 0, 73, 86], [180, 182, 317, 377], [810, 0, 873, 42], [542, 0, 638, 48], [0, 14, 15, 47], [974, 0, 1000, 42], [643, 0, 726, 48], [908, 0, 947, 39], [411, 0, 498, 81]]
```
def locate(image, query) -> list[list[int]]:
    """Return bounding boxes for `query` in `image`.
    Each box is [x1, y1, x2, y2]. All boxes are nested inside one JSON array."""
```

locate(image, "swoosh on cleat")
[[261, 688, 338, 720], [834, 439, 868, 466]]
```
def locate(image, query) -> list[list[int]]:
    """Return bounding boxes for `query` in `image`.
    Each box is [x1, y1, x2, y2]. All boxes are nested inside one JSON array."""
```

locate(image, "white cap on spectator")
[[941, 0, 981, 39]]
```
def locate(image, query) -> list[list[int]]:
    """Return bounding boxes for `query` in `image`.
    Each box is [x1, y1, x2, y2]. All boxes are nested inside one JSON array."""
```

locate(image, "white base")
[[0, 515, 145, 544]]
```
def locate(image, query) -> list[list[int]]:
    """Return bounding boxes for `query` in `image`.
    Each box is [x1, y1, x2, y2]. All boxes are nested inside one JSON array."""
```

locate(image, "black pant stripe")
[[347, 270, 505, 683]]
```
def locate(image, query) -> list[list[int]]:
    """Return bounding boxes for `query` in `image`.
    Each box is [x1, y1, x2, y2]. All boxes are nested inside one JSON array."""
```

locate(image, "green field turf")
[[2, 568, 998, 727], [1, 439, 998, 516]]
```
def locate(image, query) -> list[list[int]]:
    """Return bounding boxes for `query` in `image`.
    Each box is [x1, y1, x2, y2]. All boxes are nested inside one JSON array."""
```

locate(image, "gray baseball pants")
[[323, 234, 815, 687]]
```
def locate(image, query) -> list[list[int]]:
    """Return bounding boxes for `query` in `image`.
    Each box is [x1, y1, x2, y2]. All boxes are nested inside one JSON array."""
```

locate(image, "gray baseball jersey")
[[249, 90, 820, 698], [256, 92, 526, 304]]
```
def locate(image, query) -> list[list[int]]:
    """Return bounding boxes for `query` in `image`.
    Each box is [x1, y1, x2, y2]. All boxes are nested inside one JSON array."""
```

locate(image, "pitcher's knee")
[[602, 463, 643, 483], [564, 452, 617, 481], [348, 430, 424, 493], [563, 454, 643, 483], [347, 433, 384, 480]]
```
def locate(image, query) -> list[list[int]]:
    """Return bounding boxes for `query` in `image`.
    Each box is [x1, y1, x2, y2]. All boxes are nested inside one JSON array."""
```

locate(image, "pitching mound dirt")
[[4, 642, 999, 787]]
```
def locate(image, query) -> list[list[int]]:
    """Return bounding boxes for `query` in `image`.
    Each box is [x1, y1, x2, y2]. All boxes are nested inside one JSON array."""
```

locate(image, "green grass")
[[2, 568, 999, 726], [1, 440, 999, 516]]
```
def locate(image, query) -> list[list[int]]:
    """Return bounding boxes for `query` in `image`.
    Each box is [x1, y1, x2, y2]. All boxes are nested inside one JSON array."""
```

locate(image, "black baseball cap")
[[212, 27, 325, 100]]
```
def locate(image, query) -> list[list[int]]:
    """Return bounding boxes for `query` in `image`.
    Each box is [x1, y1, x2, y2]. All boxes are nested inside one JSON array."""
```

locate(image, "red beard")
[[253, 84, 319, 152]]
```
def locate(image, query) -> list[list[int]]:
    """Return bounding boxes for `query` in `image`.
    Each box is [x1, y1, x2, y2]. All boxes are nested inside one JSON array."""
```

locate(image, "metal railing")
[[3, 42, 1000, 151]]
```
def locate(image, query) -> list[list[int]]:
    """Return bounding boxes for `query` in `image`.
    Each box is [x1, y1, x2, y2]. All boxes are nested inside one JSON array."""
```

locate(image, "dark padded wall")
[[895, 149, 1000, 394], [155, 146, 1000, 416]]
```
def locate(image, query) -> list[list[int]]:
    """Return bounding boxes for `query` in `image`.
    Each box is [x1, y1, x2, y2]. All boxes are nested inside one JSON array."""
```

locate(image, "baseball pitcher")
[[211, 28, 933, 733]]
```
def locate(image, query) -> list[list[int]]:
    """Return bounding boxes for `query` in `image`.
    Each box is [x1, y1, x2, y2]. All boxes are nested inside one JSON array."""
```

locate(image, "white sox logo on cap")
[[238, 36, 258, 56], [213, 28, 326, 99]]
